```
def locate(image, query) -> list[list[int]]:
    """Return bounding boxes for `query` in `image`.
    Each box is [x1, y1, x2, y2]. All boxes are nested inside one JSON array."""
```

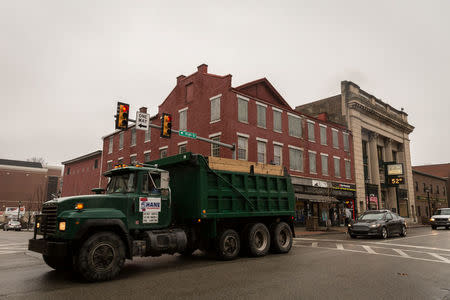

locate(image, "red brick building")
[[61, 150, 102, 197], [413, 163, 449, 208], [97, 64, 356, 228]]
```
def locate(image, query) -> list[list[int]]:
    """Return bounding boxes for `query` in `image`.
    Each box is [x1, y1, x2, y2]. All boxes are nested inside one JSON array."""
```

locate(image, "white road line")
[[312, 242, 318, 247], [376, 233, 439, 242], [0, 243, 28, 247], [336, 243, 344, 250], [429, 253, 450, 263], [393, 249, 410, 258], [293, 244, 450, 265], [362, 245, 376, 254]]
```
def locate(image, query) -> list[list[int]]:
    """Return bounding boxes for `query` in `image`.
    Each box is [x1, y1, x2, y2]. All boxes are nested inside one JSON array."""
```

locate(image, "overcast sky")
[[1, 0, 449, 167]]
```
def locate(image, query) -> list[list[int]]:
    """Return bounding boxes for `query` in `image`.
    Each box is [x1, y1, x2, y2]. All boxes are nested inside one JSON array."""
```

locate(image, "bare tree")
[[27, 157, 47, 167]]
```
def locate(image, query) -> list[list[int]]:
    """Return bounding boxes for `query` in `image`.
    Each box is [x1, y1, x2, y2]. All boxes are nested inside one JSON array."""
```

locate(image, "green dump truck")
[[29, 153, 295, 281]]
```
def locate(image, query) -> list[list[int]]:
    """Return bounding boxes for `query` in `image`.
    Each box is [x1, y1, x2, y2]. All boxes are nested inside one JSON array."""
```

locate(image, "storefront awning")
[[295, 193, 339, 203]]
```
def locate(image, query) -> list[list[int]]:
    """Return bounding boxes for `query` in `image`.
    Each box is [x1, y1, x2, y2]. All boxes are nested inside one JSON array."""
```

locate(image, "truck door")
[[133, 171, 171, 229]]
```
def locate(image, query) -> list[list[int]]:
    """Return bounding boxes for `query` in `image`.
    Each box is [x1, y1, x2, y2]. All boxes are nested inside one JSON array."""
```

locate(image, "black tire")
[[76, 232, 126, 282], [399, 225, 407, 237], [248, 223, 270, 257], [43, 255, 73, 271], [380, 227, 388, 239], [431, 225, 437, 230], [271, 222, 293, 254], [216, 229, 240, 260], [350, 233, 357, 239]]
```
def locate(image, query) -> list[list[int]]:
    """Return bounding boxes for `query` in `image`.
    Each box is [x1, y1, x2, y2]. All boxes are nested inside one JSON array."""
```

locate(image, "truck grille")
[[41, 203, 58, 234]]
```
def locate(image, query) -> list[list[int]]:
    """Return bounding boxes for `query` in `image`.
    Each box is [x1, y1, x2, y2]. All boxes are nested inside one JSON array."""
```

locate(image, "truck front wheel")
[[248, 223, 270, 257], [43, 255, 73, 271], [76, 232, 126, 282], [217, 229, 240, 260], [271, 222, 293, 254]]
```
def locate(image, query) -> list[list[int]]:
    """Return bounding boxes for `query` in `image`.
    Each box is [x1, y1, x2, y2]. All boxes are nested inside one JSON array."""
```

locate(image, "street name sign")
[[179, 130, 197, 139], [136, 112, 150, 131]]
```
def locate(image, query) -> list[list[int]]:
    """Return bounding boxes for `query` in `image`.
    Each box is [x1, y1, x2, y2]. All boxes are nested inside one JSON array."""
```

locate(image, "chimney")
[[139, 107, 147, 113], [317, 112, 328, 122], [197, 64, 208, 74], [177, 75, 186, 85]]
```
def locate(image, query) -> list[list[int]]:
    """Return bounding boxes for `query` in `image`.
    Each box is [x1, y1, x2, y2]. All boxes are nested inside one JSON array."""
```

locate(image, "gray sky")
[[1, 0, 449, 166]]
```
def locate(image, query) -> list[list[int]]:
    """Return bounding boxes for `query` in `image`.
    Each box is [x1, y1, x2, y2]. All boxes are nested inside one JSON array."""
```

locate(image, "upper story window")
[[179, 108, 188, 131], [160, 147, 168, 158], [288, 113, 302, 138], [309, 151, 316, 174], [210, 134, 221, 157], [423, 182, 426, 192], [108, 136, 113, 154], [130, 154, 137, 164], [321, 154, 328, 176], [144, 151, 151, 162], [320, 125, 327, 145], [332, 129, 339, 149], [345, 159, 351, 179], [289, 146, 303, 172], [107, 161, 113, 171], [257, 140, 267, 164], [272, 108, 282, 132], [415, 181, 418, 191], [437, 185, 440, 194], [119, 132, 124, 150], [131, 128, 136, 146], [273, 143, 283, 165], [145, 127, 151, 142], [256, 102, 267, 128], [94, 159, 98, 169], [334, 156, 341, 177], [307, 121, 315, 142], [178, 143, 187, 154], [210, 95, 221, 123], [67, 167, 70, 175], [343, 132, 349, 152], [238, 96, 249, 123], [237, 135, 248, 160], [392, 151, 397, 163]]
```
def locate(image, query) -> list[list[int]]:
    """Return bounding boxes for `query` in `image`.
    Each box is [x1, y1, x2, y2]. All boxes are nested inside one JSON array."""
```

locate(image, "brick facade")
[[413, 164, 450, 208]]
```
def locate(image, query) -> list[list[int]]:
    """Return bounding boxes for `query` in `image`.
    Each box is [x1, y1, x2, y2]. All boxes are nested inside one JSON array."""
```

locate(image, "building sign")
[[312, 180, 328, 188], [331, 183, 356, 191], [386, 163, 404, 176]]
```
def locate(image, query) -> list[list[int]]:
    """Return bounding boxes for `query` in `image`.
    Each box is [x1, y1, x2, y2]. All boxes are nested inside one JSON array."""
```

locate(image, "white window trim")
[[273, 141, 284, 146], [332, 128, 339, 149], [237, 94, 249, 102], [309, 150, 317, 174], [210, 119, 221, 124], [255, 101, 267, 108], [210, 94, 222, 101], [144, 150, 151, 154], [209, 132, 222, 138], [144, 127, 151, 143], [308, 150, 317, 154], [319, 124, 327, 128], [118, 157, 124, 161], [272, 107, 283, 113], [288, 145, 303, 151], [159, 146, 168, 150], [321, 154, 329, 176], [178, 107, 188, 113], [177, 141, 188, 146], [119, 132, 124, 150], [287, 112, 301, 119], [308, 120, 315, 142], [333, 156, 341, 178], [107, 160, 113, 163], [130, 153, 137, 157], [256, 137, 268, 143], [237, 132, 250, 138], [307, 120, 315, 125], [320, 153, 329, 156]]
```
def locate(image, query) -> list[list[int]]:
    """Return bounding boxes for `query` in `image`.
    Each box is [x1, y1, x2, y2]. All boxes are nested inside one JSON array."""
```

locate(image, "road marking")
[[362, 245, 376, 254], [312, 242, 318, 247], [0, 243, 28, 247], [429, 253, 450, 263], [376, 233, 439, 242], [336, 243, 344, 250], [393, 249, 410, 258]]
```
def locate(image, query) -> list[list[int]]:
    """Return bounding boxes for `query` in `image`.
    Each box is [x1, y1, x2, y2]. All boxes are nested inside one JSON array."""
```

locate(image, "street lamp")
[[17, 201, 22, 221], [424, 187, 431, 218]]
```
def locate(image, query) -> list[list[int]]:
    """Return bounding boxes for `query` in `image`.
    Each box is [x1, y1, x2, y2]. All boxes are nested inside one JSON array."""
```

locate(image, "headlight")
[[370, 224, 381, 228], [347, 224, 352, 227], [36, 222, 40, 229], [59, 221, 66, 231], [430, 218, 435, 222]]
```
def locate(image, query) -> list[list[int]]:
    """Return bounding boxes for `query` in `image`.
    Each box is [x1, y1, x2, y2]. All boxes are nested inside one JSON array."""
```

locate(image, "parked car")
[[430, 208, 450, 230], [348, 210, 407, 239], [4, 220, 22, 231]]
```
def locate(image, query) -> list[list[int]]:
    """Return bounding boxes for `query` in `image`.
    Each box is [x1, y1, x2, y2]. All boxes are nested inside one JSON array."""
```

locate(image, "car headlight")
[[347, 224, 352, 227], [59, 221, 66, 231], [430, 218, 435, 222], [370, 224, 381, 228]]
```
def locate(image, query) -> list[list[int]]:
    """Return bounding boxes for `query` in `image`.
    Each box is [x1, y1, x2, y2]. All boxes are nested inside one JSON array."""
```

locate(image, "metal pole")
[[427, 191, 431, 217]]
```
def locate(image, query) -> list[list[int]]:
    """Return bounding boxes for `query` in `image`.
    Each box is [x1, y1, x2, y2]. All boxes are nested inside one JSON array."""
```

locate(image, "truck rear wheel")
[[76, 232, 126, 282], [217, 229, 240, 260], [270, 222, 293, 254], [248, 223, 270, 257], [43, 255, 73, 271]]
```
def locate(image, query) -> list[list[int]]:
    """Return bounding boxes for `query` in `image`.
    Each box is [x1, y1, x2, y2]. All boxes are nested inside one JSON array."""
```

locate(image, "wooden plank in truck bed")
[[208, 156, 283, 176]]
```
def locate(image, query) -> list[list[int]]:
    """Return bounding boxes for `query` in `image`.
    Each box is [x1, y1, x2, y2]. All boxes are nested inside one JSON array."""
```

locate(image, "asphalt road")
[[0, 227, 449, 300]]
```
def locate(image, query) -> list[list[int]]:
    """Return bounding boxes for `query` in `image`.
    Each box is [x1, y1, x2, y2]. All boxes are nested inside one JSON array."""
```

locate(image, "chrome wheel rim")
[[382, 228, 387, 239]]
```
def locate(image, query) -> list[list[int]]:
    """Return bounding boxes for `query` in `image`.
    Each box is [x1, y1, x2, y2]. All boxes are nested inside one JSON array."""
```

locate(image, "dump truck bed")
[[150, 153, 295, 224]]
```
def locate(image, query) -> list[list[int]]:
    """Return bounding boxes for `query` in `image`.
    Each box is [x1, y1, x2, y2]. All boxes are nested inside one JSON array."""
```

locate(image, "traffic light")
[[115, 102, 129, 130], [160, 113, 172, 138]]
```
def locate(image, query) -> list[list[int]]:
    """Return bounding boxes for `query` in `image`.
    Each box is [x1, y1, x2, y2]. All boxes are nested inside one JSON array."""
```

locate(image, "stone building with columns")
[[296, 81, 416, 222]]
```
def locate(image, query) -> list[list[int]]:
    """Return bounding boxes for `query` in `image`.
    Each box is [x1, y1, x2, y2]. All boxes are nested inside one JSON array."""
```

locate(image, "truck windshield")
[[106, 173, 136, 194], [436, 208, 450, 215]]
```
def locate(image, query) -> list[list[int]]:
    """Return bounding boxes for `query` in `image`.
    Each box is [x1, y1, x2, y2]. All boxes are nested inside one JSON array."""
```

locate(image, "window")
[[257, 141, 266, 164], [392, 151, 397, 163], [309, 151, 316, 174], [144, 151, 151, 162], [210, 95, 221, 122], [345, 159, 351, 179], [67, 167, 70, 175], [320, 125, 327, 145], [257, 103, 266, 128], [321, 154, 328, 176], [343, 132, 349, 151], [145, 127, 151, 142], [179, 108, 187, 131], [273, 109, 282, 132], [118, 157, 123, 165], [237, 136, 248, 160], [210, 134, 221, 157], [238, 96, 248, 123], [415, 181, 418, 192], [107, 161, 113, 171], [437, 185, 440, 194], [377, 146, 384, 165], [108, 136, 113, 154], [94, 159, 98, 169], [430, 185, 433, 194], [131, 128, 136, 146], [334, 157, 341, 177], [289, 147, 303, 171], [288, 114, 302, 138], [130, 154, 137, 164], [160, 148, 167, 158], [119, 132, 124, 150], [273, 144, 282, 165], [332, 129, 339, 149], [307, 121, 315, 142], [179, 143, 187, 154], [423, 183, 426, 192]]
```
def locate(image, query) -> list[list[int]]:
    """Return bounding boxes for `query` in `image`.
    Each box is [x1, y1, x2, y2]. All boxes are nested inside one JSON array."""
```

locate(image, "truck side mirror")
[[160, 171, 169, 189]]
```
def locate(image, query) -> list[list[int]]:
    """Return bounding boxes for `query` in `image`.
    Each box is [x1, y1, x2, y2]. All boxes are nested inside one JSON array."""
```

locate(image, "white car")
[[430, 208, 450, 230], [4, 220, 22, 231]]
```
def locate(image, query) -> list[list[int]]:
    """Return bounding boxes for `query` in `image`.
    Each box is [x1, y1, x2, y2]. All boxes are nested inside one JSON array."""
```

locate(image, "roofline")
[[61, 150, 103, 165], [412, 169, 447, 181]]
